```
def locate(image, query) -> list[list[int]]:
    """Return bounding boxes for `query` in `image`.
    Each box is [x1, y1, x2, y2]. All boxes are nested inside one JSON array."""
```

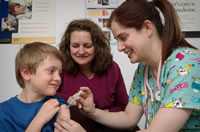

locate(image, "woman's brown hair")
[[59, 19, 113, 75]]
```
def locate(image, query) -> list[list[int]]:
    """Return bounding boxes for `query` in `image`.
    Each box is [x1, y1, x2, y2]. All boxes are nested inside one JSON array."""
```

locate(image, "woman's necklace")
[[143, 60, 162, 128], [83, 71, 94, 79], [87, 73, 94, 79], [144, 60, 162, 102]]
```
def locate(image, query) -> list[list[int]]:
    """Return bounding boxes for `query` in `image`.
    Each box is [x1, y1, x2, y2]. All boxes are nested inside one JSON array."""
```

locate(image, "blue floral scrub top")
[[129, 47, 200, 131]]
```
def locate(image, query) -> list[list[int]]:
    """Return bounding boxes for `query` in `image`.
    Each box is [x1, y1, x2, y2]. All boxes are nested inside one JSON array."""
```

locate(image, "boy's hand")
[[26, 99, 60, 132], [34, 99, 60, 125]]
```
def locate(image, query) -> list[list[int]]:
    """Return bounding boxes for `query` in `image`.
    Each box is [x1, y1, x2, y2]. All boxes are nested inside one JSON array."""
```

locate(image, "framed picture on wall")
[[171, 0, 200, 37], [86, 0, 124, 8], [86, 0, 125, 42]]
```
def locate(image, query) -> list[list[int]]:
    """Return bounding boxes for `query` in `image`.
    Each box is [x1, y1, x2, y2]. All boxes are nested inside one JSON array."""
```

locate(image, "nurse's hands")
[[54, 104, 86, 132], [67, 87, 96, 115], [137, 129, 147, 132], [78, 87, 96, 115]]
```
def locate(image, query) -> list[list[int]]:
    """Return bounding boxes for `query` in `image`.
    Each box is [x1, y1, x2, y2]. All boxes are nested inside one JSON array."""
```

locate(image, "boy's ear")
[[20, 67, 32, 81], [142, 19, 154, 38]]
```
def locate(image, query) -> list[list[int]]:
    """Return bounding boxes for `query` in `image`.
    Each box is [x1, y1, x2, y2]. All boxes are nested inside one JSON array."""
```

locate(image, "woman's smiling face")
[[111, 20, 151, 64], [70, 31, 95, 67]]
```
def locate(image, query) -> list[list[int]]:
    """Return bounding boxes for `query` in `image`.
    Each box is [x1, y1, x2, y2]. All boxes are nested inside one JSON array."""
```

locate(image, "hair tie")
[[147, 0, 165, 26], [155, 7, 165, 26]]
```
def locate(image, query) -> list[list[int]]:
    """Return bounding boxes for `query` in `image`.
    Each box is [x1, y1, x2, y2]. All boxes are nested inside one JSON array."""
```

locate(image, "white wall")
[[0, 45, 22, 101]]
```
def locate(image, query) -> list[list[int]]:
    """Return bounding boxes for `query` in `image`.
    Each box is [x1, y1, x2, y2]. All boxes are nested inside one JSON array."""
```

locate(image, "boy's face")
[[27, 55, 62, 98]]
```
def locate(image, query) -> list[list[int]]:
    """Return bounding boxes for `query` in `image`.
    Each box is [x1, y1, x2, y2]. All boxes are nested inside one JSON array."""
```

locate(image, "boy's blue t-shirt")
[[0, 96, 65, 132]]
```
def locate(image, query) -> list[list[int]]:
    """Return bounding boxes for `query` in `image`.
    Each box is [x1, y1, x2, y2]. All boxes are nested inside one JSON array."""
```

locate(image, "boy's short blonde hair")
[[15, 42, 63, 88]]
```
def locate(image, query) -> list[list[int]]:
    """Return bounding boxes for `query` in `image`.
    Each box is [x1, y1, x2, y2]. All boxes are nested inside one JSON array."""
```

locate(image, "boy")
[[0, 42, 70, 132]]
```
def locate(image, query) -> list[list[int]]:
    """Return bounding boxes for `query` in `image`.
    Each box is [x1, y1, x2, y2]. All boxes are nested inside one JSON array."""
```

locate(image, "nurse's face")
[[111, 20, 152, 64]]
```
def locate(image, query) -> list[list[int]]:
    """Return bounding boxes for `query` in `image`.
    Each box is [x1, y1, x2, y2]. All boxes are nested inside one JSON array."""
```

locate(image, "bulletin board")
[[171, 0, 200, 37], [85, 0, 125, 43], [0, 0, 56, 44]]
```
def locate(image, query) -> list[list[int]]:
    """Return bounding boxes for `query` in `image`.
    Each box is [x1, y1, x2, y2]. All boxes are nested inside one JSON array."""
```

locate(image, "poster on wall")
[[86, 0, 125, 43], [86, 8, 114, 41], [86, 0, 123, 8], [0, 0, 56, 44], [170, 0, 200, 37], [0, 0, 12, 43]]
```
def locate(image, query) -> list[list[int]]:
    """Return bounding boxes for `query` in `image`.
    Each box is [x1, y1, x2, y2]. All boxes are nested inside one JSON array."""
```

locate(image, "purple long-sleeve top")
[[57, 61, 128, 111], [56, 61, 132, 132]]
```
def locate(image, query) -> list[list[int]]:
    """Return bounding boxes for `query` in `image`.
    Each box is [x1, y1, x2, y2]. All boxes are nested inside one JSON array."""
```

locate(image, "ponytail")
[[108, 0, 195, 62], [153, 0, 195, 62]]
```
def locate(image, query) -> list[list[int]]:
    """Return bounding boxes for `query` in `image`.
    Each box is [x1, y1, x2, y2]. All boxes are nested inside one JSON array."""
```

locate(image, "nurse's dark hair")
[[108, 0, 195, 62]]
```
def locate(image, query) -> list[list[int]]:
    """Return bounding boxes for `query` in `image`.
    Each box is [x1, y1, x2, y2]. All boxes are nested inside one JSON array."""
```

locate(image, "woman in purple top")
[[57, 19, 139, 132]]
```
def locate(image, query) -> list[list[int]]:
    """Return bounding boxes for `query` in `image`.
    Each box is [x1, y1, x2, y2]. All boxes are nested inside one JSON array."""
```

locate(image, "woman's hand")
[[56, 104, 70, 122], [78, 87, 96, 115], [54, 119, 86, 132], [54, 104, 86, 132], [137, 129, 147, 132], [67, 90, 83, 107]]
